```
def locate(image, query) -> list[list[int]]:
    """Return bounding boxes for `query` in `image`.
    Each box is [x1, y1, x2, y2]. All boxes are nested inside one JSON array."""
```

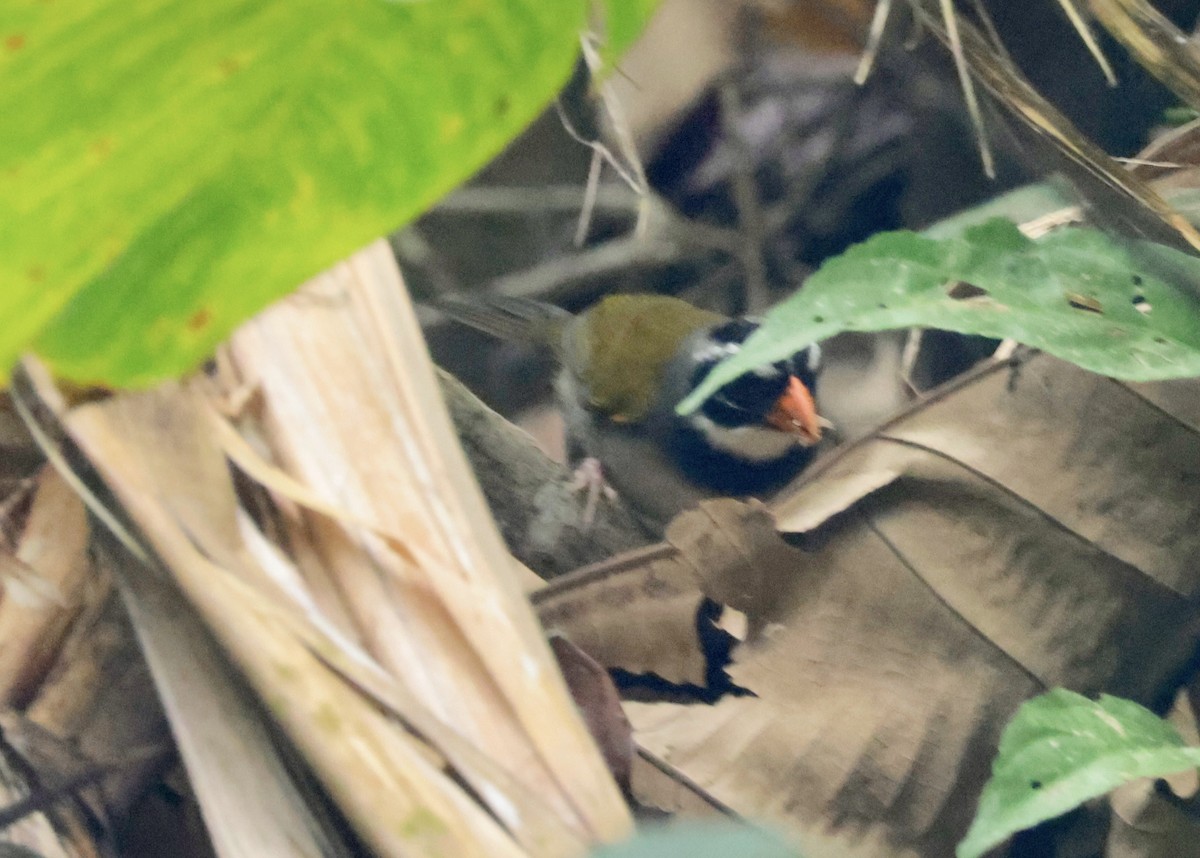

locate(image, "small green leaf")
[[593, 822, 801, 858], [2, 0, 658, 387], [679, 219, 1200, 413], [957, 689, 1200, 858]]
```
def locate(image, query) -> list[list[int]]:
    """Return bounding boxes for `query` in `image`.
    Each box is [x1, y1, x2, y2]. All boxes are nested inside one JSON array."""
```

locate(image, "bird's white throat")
[[688, 414, 799, 462]]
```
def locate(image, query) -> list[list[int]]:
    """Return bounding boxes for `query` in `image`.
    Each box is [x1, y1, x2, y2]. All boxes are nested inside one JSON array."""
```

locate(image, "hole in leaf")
[[1066, 293, 1103, 314], [1132, 294, 1152, 315], [947, 281, 989, 300], [1030, 780, 1043, 790], [1132, 274, 1144, 287]]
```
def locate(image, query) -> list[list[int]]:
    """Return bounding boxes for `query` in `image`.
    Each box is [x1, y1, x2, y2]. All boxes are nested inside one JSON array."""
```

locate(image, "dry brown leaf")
[[1104, 687, 1200, 856], [1128, 119, 1200, 233], [27, 366, 547, 858], [1132, 118, 1200, 181], [219, 240, 629, 846], [550, 635, 634, 794], [627, 747, 736, 821], [537, 544, 708, 687], [95, 530, 357, 858], [20, 584, 169, 825], [1107, 778, 1200, 858], [537, 353, 1200, 857], [0, 736, 102, 858], [0, 469, 88, 707], [909, 0, 1200, 254], [19, 240, 630, 857], [1091, 0, 1200, 111], [0, 395, 43, 486], [0, 474, 168, 856], [13, 372, 358, 856]]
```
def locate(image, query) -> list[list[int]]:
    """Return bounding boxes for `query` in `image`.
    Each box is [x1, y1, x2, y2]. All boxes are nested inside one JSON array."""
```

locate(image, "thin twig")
[[580, 33, 651, 237], [554, 101, 642, 195], [489, 234, 682, 302], [1019, 206, 1084, 238], [417, 193, 744, 332], [1055, 0, 1117, 86], [938, 0, 996, 178], [576, 151, 605, 247], [899, 328, 923, 397], [1116, 157, 1186, 168], [855, 0, 895, 84], [966, 0, 1017, 68]]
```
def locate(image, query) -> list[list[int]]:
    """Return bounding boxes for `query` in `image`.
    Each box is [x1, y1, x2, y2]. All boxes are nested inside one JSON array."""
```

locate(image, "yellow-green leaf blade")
[[3, 0, 656, 386]]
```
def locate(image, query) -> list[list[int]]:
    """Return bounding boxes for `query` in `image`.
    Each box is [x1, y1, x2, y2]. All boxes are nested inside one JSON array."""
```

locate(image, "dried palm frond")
[[13, 241, 631, 856]]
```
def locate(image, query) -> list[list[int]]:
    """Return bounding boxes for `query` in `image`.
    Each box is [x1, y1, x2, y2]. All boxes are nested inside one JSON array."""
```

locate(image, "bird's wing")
[[431, 294, 571, 352]]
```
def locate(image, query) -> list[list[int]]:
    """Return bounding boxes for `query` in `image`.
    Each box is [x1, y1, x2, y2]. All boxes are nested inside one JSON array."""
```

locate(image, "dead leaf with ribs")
[[535, 352, 1200, 857]]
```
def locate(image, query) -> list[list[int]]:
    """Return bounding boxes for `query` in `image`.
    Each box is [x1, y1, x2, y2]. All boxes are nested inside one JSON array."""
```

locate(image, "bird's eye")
[[700, 370, 789, 427], [712, 392, 749, 413]]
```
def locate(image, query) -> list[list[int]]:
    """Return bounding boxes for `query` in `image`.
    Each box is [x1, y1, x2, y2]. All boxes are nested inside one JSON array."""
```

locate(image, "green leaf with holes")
[[957, 689, 1200, 858], [2, 0, 658, 387], [679, 219, 1200, 412]]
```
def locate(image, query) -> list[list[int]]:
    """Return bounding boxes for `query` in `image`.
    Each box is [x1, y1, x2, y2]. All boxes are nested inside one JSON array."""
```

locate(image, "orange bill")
[[764, 375, 822, 446]]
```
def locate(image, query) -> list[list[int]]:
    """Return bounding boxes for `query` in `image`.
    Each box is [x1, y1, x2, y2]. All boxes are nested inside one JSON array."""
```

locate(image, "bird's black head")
[[665, 317, 823, 495], [688, 318, 821, 436]]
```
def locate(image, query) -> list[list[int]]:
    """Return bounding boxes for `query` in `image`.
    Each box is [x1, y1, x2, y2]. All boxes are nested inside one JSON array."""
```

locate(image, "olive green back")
[[572, 294, 723, 424]]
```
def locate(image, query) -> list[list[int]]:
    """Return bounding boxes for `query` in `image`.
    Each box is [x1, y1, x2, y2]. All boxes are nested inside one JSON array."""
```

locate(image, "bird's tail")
[[431, 294, 571, 350]]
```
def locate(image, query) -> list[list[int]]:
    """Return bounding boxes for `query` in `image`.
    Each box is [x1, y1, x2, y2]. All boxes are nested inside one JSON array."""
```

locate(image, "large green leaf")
[[957, 689, 1200, 858], [680, 219, 1200, 412], [2, 0, 657, 387]]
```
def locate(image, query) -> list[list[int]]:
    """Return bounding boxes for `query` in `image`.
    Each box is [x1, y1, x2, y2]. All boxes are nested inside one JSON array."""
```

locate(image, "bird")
[[435, 292, 825, 528]]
